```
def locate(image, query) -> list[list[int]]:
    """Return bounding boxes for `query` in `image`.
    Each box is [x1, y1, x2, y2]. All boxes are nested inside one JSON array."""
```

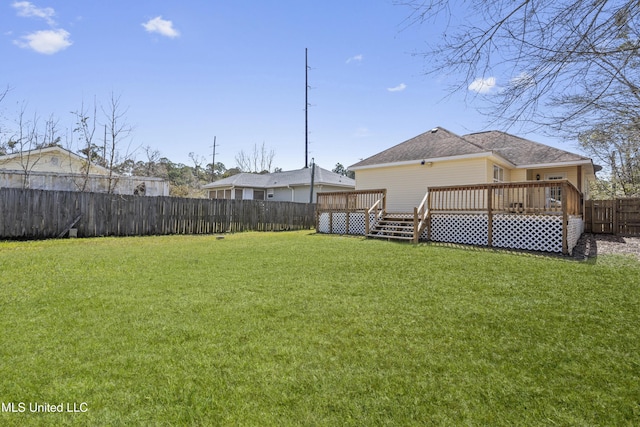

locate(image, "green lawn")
[[0, 231, 639, 426]]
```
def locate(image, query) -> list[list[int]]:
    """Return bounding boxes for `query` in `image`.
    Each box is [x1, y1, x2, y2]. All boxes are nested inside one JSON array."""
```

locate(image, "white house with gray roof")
[[316, 127, 600, 254], [203, 165, 355, 203], [349, 127, 599, 212]]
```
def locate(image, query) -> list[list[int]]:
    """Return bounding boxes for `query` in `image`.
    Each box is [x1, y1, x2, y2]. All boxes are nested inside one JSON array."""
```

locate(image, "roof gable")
[[350, 127, 486, 169]]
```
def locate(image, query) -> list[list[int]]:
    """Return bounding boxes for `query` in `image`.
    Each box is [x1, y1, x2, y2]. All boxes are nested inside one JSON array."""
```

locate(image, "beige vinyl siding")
[[510, 168, 527, 182], [526, 166, 579, 187], [355, 158, 488, 212]]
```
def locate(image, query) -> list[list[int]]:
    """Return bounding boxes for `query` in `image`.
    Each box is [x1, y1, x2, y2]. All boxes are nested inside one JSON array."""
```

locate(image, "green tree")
[[579, 123, 640, 197], [333, 163, 355, 179]]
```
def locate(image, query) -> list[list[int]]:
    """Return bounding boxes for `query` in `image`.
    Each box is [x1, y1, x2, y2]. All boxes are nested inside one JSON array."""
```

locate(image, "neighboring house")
[[349, 127, 599, 212], [0, 146, 169, 196], [203, 165, 355, 203]]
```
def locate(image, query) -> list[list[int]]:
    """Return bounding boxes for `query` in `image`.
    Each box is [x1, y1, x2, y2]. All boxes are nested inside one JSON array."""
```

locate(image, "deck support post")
[[413, 207, 419, 244], [562, 182, 568, 255], [486, 185, 493, 248]]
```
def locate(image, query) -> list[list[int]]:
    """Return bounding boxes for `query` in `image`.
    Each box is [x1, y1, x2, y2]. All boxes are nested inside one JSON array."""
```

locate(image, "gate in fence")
[[585, 198, 640, 236]]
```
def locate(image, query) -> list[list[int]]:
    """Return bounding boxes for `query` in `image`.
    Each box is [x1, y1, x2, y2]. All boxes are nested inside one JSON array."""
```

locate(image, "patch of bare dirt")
[[572, 233, 640, 261]]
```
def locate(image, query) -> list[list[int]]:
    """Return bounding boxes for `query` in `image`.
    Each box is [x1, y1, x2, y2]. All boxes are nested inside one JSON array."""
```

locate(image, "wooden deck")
[[317, 181, 584, 254]]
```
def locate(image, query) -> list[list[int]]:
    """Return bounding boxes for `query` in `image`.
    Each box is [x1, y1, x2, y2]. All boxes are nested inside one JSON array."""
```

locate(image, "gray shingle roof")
[[349, 127, 591, 169], [349, 127, 487, 168], [203, 166, 355, 189], [463, 131, 590, 165]]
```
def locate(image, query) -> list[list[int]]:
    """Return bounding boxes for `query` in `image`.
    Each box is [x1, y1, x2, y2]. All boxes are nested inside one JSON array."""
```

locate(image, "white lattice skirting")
[[318, 212, 584, 254], [492, 214, 562, 253], [318, 212, 374, 235], [429, 214, 489, 246], [567, 216, 584, 255]]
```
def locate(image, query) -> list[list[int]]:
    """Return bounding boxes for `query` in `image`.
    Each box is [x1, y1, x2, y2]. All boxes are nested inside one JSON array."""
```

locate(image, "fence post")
[[562, 181, 568, 254], [613, 198, 619, 235], [486, 185, 493, 247]]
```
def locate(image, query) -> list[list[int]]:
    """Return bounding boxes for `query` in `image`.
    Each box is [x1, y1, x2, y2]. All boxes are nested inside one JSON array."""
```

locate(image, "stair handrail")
[[365, 197, 385, 236], [413, 191, 430, 243]]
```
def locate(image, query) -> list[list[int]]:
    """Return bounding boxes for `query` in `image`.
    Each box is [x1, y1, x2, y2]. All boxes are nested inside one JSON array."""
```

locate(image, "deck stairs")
[[366, 212, 417, 241], [365, 191, 429, 243]]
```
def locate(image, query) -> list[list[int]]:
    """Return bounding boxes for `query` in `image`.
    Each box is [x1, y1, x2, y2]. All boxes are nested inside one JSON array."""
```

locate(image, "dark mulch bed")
[[572, 233, 640, 261]]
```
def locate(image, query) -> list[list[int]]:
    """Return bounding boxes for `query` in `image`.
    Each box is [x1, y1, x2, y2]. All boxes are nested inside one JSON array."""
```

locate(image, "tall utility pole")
[[305, 48, 309, 169], [211, 136, 218, 181]]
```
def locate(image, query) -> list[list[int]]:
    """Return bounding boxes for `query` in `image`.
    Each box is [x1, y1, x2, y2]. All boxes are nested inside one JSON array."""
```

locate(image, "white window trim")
[[493, 165, 504, 183]]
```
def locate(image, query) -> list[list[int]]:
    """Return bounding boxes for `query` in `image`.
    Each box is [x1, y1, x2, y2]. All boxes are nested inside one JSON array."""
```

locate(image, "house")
[[203, 165, 355, 203], [348, 127, 599, 212], [316, 127, 600, 254], [0, 146, 169, 196]]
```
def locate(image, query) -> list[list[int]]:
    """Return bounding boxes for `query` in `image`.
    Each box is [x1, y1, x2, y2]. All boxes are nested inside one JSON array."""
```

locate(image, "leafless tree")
[[101, 92, 135, 193], [0, 86, 9, 153], [398, 0, 640, 192], [398, 0, 640, 132], [71, 98, 99, 191], [235, 142, 276, 173], [3, 105, 61, 188], [188, 151, 208, 184]]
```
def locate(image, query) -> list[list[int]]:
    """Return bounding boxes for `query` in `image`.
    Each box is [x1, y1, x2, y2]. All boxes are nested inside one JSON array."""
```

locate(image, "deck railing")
[[316, 189, 386, 235], [316, 182, 583, 254], [427, 180, 582, 216], [316, 189, 386, 212], [413, 191, 430, 243], [423, 180, 582, 254]]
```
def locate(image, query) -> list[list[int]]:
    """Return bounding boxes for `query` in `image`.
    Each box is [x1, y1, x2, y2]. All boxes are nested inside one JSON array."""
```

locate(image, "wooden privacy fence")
[[585, 198, 640, 236], [0, 188, 315, 239]]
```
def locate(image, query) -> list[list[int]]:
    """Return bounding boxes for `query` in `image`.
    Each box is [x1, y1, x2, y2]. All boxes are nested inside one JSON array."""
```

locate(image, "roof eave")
[[514, 159, 593, 169], [350, 151, 508, 171]]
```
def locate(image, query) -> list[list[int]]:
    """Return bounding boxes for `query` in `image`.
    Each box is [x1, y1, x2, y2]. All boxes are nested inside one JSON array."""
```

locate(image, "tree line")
[[0, 89, 287, 197]]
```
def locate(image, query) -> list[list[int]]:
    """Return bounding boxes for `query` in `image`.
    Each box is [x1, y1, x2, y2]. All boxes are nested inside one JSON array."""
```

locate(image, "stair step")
[[375, 225, 414, 230], [367, 212, 419, 242], [366, 234, 414, 240]]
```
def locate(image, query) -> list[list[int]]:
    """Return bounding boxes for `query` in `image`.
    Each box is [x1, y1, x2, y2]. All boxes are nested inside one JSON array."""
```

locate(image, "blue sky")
[[1, 1, 578, 172]]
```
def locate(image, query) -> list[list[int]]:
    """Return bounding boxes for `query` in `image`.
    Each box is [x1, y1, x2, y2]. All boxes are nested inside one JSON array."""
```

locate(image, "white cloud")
[[468, 77, 497, 94], [12, 1, 56, 25], [142, 16, 180, 38], [14, 29, 72, 54], [346, 54, 363, 64], [387, 83, 407, 92]]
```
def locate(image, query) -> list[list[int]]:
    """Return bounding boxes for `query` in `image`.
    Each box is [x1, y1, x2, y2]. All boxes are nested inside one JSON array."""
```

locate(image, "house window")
[[493, 165, 504, 183], [267, 189, 274, 199], [234, 189, 243, 200], [545, 173, 566, 207], [253, 190, 265, 200]]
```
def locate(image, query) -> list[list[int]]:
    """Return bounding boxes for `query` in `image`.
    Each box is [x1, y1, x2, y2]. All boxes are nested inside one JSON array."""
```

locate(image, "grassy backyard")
[[0, 231, 639, 426]]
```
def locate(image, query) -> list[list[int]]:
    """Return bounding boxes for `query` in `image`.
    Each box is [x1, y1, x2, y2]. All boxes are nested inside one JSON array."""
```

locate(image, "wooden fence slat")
[[0, 188, 316, 239], [585, 198, 640, 236]]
